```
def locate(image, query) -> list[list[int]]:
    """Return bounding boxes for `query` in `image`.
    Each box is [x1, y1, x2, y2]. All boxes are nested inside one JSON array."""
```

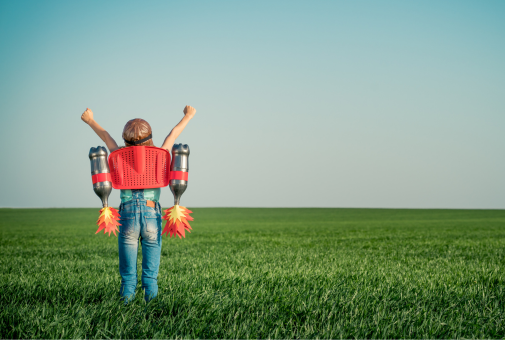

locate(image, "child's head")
[[123, 119, 154, 146]]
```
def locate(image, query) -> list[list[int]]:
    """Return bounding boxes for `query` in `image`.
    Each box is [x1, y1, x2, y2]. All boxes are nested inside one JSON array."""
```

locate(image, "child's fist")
[[183, 105, 196, 118], [81, 108, 94, 124]]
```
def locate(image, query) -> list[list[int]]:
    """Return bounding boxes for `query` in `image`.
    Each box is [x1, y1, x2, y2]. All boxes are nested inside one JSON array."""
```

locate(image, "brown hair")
[[122, 119, 154, 146]]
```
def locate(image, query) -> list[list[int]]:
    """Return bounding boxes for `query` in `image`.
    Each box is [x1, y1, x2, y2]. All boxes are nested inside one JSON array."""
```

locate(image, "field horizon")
[[1, 207, 504, 338], [2, 207, 504, 210]]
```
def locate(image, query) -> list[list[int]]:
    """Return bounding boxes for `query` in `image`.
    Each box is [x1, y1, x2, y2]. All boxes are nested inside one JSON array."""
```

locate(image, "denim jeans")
[[118, 189, 162, 302]]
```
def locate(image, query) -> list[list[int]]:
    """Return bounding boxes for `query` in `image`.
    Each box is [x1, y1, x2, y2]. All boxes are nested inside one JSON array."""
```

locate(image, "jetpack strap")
[[92, 173, 112, 184], [169, 171, 188, 181]]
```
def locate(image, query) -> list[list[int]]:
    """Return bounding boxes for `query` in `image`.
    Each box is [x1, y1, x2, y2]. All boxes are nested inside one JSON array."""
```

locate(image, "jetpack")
[[88, 144, 193, 238]]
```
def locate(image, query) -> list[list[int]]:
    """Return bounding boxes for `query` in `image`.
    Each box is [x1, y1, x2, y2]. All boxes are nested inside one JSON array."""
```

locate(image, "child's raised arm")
[[81, 108, 119, 152], [161, 105, 196, 151]]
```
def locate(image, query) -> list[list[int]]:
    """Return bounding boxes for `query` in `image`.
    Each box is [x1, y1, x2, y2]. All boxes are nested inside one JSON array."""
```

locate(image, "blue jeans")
[[118, 190, 163, 302]]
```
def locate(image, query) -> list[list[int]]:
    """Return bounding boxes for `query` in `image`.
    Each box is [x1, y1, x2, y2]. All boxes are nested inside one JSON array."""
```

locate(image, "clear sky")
[[0, 0, 504, 209]]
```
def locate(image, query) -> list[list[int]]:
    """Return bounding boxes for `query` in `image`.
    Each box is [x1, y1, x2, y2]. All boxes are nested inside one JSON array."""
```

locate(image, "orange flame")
[[162, 205, 193, 238], [96, 207, 121, 236]]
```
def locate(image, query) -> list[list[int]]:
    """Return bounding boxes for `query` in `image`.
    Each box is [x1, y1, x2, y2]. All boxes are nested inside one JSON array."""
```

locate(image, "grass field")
[[1, 208, 504, 339]]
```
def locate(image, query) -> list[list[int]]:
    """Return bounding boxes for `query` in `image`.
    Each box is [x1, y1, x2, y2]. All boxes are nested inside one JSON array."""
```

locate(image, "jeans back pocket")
[[145, 216, 161, 235], [120, 215, 136, 236]]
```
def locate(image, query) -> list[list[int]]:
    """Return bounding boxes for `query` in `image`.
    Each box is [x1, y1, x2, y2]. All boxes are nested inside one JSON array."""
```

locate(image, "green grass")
[[1, 208, 504, 339]]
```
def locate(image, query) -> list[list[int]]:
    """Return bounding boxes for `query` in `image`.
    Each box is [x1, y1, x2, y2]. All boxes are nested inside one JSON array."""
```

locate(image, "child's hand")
[[81, 108, 94, 124], [183, 105, 196, 118], [161, 105, 195, 150]]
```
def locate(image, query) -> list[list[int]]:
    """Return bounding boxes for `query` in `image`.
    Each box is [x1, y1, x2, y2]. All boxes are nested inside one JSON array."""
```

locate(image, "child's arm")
[[81, 108, 120, 152], [161, 105, 196, 151]]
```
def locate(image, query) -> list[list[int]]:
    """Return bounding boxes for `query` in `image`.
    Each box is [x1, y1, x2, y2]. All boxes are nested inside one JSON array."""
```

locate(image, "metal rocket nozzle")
[[89, 146, 112, 208], [169, 144, 190, 206]]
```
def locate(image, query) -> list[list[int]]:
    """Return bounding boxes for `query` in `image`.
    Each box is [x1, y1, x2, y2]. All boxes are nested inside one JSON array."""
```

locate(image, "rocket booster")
[[89, 146, 112, 208], [169, 144, 190, 206]]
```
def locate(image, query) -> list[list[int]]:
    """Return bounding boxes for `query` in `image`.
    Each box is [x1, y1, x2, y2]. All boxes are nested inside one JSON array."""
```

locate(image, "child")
[[81, 105, 196, 302]]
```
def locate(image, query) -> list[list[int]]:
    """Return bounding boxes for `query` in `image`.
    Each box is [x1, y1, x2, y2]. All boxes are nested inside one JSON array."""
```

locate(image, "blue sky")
[[0, 0, 504, 208]]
